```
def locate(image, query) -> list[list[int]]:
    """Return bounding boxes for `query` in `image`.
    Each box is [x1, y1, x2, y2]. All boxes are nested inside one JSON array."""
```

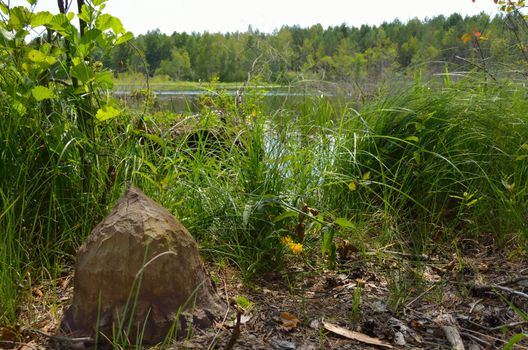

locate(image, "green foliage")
[[329, 80, 528, 247], [0, 0, 133, 325]]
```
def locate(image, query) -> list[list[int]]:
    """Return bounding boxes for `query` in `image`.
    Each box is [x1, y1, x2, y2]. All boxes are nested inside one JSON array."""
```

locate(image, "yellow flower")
[[281, 236, 292, 245], [288, 242, 303, 254], [281, 236, 303, 255]]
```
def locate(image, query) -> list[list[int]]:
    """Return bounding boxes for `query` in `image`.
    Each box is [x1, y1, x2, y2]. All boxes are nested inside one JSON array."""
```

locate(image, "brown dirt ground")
[[6, 236, 528, 350]]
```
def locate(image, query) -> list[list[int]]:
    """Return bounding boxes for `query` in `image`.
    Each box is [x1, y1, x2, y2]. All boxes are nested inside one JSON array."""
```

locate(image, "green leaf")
[[94, 71, 113, 89], [30, 11, 53, 27], [78, 3, 92, 24], [110, 16, 124, 33], [321, 226, 337, 267], [521, 143, 528, 151], [70, 62, 94, 83], [243, 203, 252, 228], [8, 6, 30, 31], [81, 28, 102, 44], [503, 333, 526, 350], [12, 101, 27, 115], [76, 43, 93, 59], [31, 85, 55, 101], [334, 217, 355, 228], [93, 0, 107, 6], [321, 226, 334, 255], [49, 14, 69, 31], [273, 210, 298, 223], [96, 13, 123, 33], [115, 31, 134, 45], [26, 0, 37, 5], [139, 131, 166, 149], [413, 151, 421, 164], [516, 155, 528, 161], [0, 27, 15, 43], [234, 296, 255, 311], [132, 171, 159, 189], [362, 171, 371, 180], [405, 135, 419, 143], [27, 49, 47, 63], [49, 14, 78, 39], [95, 105, 120, 121], [0, 3, 8, 15], [142, 159, 158, 175], [45, 56, 57, 65], [466, 198, 480, 207], [348, 181, 357, 191], [14, 29, 29, 40]]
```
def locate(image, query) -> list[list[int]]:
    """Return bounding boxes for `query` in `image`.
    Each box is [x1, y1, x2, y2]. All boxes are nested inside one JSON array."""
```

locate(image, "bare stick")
[[29, 328, 93, 343], [470, 282, 528, 299], [405, 285, 436, 309], [435, 314, 465, 350]]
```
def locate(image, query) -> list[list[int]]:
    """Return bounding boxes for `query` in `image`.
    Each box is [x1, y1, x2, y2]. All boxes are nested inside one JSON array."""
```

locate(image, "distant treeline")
[[102, 12, 528, 83]]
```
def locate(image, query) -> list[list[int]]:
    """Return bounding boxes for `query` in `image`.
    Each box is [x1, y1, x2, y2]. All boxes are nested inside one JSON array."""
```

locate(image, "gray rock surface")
[[61, 186, 223, 344]]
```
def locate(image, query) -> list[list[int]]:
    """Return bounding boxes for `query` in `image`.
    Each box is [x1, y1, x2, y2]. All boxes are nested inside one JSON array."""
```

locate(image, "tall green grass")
[[0, 91, 126, 324], [328, 78, 528, 248]]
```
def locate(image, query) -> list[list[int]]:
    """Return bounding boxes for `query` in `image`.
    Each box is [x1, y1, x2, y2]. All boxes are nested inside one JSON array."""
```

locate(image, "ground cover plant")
[[1, 0, 528, 348]]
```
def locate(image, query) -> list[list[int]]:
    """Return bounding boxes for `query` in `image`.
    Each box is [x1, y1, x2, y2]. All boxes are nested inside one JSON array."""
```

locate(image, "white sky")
[[12, 0, 500, 35]]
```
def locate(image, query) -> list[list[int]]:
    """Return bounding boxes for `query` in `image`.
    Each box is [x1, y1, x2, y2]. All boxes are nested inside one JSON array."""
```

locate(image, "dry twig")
[[460, 327, 528, 350], [29, 328, 93, 344]]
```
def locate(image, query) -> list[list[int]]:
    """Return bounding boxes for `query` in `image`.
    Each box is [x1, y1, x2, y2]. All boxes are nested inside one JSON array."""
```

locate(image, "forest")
[[106, 12, 528, 85], [1, 0, 528, 349]]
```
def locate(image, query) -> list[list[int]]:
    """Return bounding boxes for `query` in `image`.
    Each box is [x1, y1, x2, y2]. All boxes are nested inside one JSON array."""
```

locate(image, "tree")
[[155, 48, 192, 80], [137, 29, 172, 75]]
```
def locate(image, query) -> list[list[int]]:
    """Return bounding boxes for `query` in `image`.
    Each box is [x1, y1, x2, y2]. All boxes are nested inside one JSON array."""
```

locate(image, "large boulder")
[[61, 186, 223, 344]]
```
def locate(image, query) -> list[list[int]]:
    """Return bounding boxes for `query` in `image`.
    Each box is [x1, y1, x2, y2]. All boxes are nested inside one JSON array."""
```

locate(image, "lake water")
[[114, 87, 358, 114]]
